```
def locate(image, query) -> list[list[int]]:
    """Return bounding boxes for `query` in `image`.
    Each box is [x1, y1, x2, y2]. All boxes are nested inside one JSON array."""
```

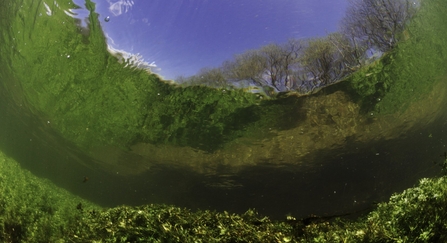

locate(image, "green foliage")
[[0, 152, 295, 242], [3, 147, 447, 242], [1, 0, 447, 241], [365, 177, 447, 242], [371, 0, 447, 115], [295, 175, 447, 242], [340, 0, 447, 115], [340, 57, 392, 113], [0, 151, 100, 242], [138, 85, 262, 151], [2, 0, 316, 152], [4, 0, 268, 151], [72, 206, 294, 243], [3, 0, 447, 154]]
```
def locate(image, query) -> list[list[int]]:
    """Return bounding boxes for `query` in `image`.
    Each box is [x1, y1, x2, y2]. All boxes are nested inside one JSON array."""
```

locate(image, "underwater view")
[[1, 0, 447, 242]]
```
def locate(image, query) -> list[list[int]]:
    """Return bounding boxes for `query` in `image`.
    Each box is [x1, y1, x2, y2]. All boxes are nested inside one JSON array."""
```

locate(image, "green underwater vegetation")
[[1, 150, 447, 242], [2, 0, 446, 156], [1, 0, 447, 241], [323, 0, 447, 116]]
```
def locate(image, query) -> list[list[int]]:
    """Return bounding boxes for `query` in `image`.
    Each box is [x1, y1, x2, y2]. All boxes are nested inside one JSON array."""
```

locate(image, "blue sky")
[[74, 0, 349, 80]]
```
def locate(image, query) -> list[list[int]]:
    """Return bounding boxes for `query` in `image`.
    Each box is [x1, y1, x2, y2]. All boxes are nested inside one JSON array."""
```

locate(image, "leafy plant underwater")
[[2, 0, 447, 242], [2, 148, 447, 242]]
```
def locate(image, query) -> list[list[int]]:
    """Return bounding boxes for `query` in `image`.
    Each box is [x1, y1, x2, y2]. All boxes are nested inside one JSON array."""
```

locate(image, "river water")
[[0, 0, 446, 220]]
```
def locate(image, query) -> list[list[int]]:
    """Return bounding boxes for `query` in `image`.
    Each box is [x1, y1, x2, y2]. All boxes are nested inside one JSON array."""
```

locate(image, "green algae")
[[1, 0, 447, 240], [0, 151, 100, 242], [3, 0, 447, 155], [335, 0, 447, 115], [296, 175, 447, 243], [2, 148, 447, 242], [3, 0, 287, 152]]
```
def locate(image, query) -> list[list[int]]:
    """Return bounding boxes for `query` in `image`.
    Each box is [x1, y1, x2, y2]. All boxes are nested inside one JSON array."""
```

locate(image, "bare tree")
[[341, 0, 418, 52], [258, 40, 302, 91], [282, 39, 304, 89], [177, 0, 420, 93], [223, 40, 303, 91], [176, 68, 227, 87], [196, 67, 227, 87], [339, 26, 369, 67], [260, 44, 286, 90], [327, 32, 366, 74], [300, 37, 344, 86], [222, 50, 268, 87]]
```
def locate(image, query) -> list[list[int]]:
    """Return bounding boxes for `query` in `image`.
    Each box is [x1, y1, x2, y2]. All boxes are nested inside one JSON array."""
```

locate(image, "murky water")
[[1, 0, 447, 220]]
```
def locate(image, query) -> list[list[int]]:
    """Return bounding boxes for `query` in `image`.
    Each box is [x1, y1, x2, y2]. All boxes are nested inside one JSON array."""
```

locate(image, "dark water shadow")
[[142, 123, 444, 219]]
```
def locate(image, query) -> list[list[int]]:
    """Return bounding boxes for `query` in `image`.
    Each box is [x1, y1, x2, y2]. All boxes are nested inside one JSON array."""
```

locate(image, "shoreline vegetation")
[[177, 0, 418, 95], [4, 0, 433, 156], [80, 0, 447, 176]]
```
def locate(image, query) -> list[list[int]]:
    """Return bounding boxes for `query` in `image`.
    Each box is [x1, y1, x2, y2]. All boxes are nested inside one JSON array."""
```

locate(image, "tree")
[[341, 0, 418, 52], [196, 67, 227, 87], [327, 32, 366, 73], [260, 44, 287, 90], [177, 67, 227, 88], [177, 0, 420, 93], [300, 37, 343, 86], [222, 40, 303, 91], [222, 50, 268, 87], [259, 40, 303, 91], [282, 39, 304, 89]]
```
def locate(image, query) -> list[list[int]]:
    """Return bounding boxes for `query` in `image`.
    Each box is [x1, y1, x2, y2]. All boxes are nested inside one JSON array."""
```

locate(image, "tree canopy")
[[179, 0, 419, 95]]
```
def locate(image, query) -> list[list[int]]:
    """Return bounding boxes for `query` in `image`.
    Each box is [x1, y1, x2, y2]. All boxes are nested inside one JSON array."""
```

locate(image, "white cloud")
[[106, 44, 160, 73], [107, 0, 134, 16]]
